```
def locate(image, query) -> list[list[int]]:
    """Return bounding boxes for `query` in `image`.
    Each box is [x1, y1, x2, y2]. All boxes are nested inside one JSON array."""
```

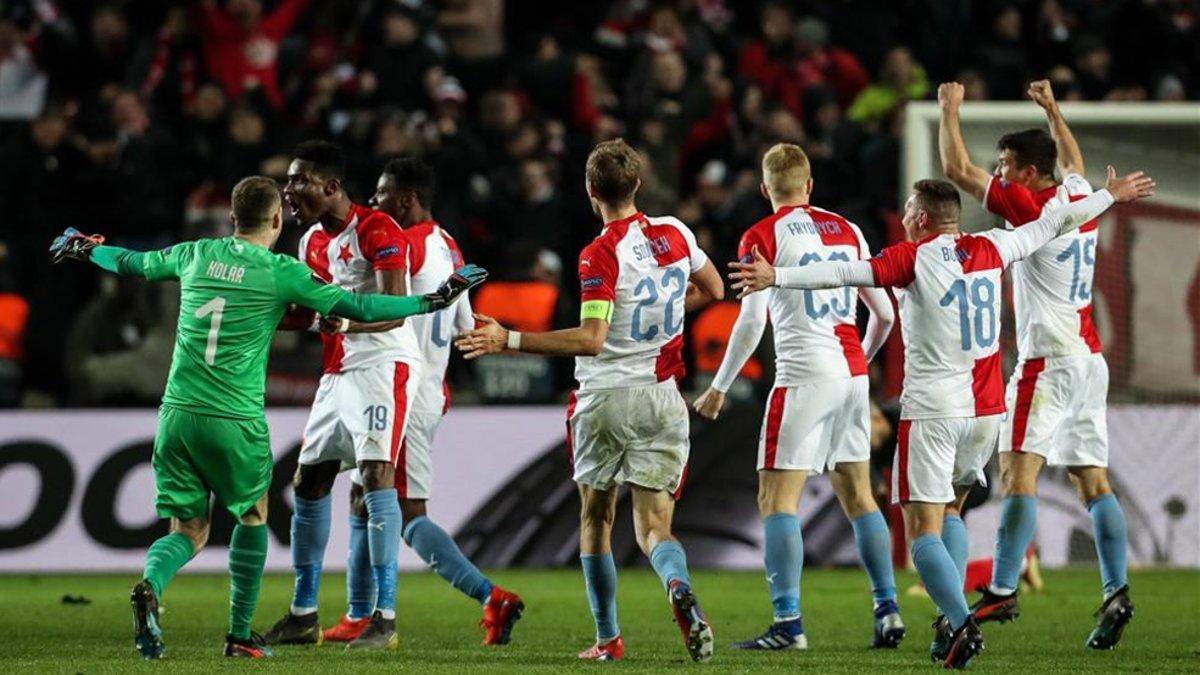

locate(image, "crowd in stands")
[[0, 0, 1195, 406]]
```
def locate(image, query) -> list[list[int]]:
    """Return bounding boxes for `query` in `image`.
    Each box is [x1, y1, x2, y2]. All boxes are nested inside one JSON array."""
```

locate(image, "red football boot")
[[323, 615, 371, 643], [480, 586, 525, 645], [577, 636, 625, 661]]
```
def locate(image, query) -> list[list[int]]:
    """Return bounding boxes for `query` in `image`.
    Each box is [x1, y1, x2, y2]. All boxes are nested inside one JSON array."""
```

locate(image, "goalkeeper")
[[49, 176, 486, 660]]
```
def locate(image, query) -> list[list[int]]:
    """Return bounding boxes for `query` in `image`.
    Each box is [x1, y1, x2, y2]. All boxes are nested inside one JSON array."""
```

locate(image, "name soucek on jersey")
[[299, 203, 421, 373], [985, 173, 1102, 358], [738, 204, 872, 385], [575, 212, 709, 392], [404, 220, 471, 414]]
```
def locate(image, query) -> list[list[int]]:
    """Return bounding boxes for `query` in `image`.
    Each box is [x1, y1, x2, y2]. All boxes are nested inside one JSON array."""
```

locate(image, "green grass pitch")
[[2, 569, 1196, 673]]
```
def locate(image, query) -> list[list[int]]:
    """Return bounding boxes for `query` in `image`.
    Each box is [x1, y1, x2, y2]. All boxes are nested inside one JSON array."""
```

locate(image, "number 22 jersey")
[[574, 212, 709, 392]]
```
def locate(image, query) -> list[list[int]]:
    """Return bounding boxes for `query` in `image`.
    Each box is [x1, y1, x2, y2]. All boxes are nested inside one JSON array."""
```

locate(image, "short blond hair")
[[585, 138, 641, 205], [761, 143, 811, 197]]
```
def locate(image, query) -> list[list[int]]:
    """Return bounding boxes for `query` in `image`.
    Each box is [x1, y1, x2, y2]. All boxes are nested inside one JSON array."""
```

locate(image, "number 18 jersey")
[[575, 212, 709, 392], [869, 233, 1009, 420]]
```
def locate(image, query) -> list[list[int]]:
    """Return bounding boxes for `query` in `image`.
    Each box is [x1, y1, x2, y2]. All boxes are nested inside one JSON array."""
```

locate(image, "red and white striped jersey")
[[738, 204, 870, 385], [404, 220, 473, 415], [575, 212, 709, 392], [299, 203, 421, 374], [870, 232, 1012, 420], [985, 173, 1102, 358]]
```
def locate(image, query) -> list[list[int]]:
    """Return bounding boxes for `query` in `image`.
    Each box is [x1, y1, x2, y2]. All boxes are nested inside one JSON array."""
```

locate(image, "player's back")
[[871, 233, 1006, 420], [738, 204, 869, 385], [575, 213, 708, 391], [155, 237, 308, 419], [985, 174, 1102, 358], [404, 220, 465, 411]]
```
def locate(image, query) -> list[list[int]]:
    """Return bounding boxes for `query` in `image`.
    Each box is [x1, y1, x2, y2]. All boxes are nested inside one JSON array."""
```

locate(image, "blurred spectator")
[[793, 17, 869, 110], [0, 16, 47, 123], [1072, 35, 1113, 100], [66, 276, 176, 405], [974, 4, 1029, 101], [0, 0, 1192, 407], [438, 0, 505, 97], [847, 46, 929, 125], [372, 6, 441, 110], [737, 1, 803, 119], [195, 0, 311, 110], [104, 89, 181, 247]]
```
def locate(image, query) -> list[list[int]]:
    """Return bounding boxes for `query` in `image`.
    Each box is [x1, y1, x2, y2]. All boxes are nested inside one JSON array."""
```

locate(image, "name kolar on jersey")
[[206, 260, 246, 284]]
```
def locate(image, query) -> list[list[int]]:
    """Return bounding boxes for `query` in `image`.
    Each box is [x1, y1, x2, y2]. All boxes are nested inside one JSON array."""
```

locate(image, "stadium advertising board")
[[0, 406, 1196, 572]]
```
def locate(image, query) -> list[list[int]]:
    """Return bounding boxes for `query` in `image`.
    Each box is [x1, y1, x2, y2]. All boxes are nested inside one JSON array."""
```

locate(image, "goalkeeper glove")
[[423, 264, 488, 311], [49, 227, 105, 264]]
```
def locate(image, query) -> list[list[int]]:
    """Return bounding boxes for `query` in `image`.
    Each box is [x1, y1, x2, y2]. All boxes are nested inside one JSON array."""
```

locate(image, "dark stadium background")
[[0, 0, 1197, 574]]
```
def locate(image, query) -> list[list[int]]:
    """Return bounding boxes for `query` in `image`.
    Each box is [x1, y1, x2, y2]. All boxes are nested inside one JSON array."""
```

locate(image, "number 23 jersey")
[[574, 212, 709, 392]]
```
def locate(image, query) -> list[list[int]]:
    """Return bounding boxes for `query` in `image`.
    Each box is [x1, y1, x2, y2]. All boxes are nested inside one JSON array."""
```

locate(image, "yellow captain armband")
[[580, 299, 614, 322]]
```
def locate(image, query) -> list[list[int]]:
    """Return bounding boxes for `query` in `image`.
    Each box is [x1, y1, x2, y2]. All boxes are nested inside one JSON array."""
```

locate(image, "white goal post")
[[903, 101, 1200, 226]]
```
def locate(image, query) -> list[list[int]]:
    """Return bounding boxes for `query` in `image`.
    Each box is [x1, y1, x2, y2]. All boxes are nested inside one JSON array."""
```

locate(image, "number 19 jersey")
[[869, 233, 1008, 420], [985, 173, 1102, 358], [574, 212, 709, 392]]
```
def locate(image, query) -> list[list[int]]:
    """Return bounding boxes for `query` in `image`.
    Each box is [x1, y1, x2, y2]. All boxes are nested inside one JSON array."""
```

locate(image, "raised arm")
[[50, 229, 184, 280], [693, 290, 769, 420], [938, 82, 991, 201], [90, 245, 149, 277], [1028, 80, 1084, 177], [989, 167, 1154, 266]]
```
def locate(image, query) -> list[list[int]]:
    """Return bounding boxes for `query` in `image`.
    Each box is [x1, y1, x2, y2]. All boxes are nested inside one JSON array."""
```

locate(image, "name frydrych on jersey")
[[987, 175, 1102, 357], [575, 214, 705, 391], [754, 205, 869, 382], [300, 205, 421, 374]]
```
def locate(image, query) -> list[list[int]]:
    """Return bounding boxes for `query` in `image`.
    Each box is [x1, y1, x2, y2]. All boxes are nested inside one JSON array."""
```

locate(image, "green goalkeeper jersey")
[[140, 237, 344, 419]]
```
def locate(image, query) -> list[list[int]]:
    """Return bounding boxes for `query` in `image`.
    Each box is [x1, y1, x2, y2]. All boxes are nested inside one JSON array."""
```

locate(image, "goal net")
[[901, 102, 1200, 568]]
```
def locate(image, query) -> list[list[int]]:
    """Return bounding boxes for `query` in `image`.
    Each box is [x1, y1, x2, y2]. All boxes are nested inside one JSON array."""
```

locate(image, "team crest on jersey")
[[581, 276, 604, 290]]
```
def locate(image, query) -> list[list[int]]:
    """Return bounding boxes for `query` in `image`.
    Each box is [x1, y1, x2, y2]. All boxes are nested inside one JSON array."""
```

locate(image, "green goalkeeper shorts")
[[152, 405, 273, 520]]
